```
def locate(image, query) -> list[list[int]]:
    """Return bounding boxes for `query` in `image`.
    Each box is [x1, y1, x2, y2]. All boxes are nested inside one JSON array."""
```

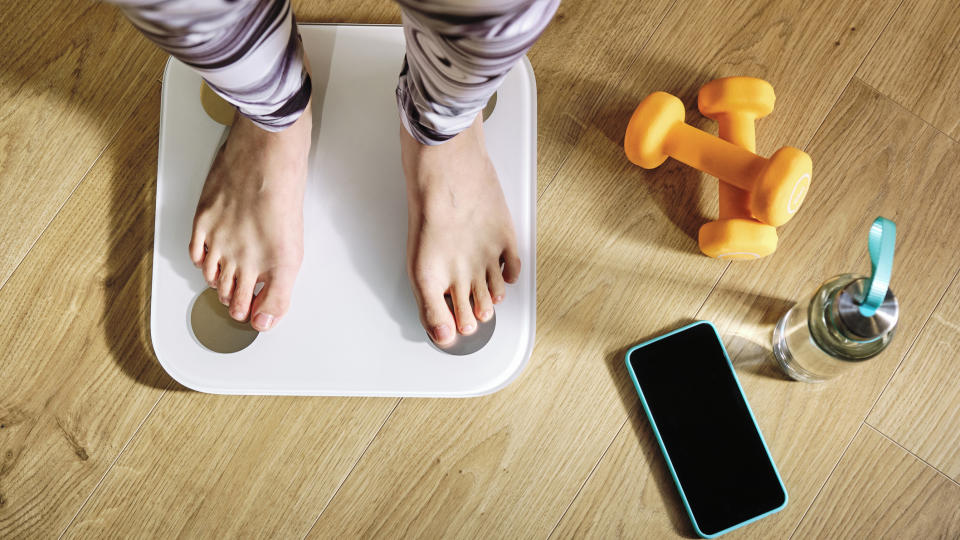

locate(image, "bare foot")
[[189, 99, 312, 331], [401, 114, 521, 347]]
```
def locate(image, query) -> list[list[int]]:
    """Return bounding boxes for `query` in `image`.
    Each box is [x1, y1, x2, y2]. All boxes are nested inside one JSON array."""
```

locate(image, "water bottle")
[[772, 217, 898, 381]]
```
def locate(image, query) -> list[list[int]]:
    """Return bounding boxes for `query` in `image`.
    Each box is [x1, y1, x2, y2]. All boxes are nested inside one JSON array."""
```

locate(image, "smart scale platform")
[[151, 24, 537, 396]]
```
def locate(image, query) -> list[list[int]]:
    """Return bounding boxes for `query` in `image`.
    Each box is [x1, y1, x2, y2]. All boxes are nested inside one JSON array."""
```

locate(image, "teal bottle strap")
[[859, 217, 896, 317]]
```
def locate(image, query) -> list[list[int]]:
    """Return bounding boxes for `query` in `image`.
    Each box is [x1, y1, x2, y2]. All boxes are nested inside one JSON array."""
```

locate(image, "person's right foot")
[[189, 99, 312, 332]]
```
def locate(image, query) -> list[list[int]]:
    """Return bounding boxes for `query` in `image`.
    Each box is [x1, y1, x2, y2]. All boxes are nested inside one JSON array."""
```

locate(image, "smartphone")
[[625, 321, 787, 538]]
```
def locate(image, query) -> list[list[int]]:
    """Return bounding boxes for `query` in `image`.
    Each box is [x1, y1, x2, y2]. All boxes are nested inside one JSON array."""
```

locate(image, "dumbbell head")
[[699, 218, 778, 259], [624, 92, 685, 168], [752, 147, 812, 227], [698, 77, 775, 120]]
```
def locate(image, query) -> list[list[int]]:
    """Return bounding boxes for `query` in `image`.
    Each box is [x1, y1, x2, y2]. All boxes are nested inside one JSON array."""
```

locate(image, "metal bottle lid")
[[833, 217, 898, 341], [834, 277, 899, 340]]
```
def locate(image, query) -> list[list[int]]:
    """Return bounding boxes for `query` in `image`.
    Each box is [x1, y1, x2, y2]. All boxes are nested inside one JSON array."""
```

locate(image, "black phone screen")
[[628, 322, 786, 536]]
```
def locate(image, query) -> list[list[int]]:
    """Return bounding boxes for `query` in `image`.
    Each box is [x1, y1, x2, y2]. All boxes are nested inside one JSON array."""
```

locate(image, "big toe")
[[250, 268, 296, 331], [416, 287, 457, 347]]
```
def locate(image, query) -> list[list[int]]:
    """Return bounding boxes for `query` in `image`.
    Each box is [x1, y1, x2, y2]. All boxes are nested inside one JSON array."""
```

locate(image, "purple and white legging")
[[108, 0, 559, 144]]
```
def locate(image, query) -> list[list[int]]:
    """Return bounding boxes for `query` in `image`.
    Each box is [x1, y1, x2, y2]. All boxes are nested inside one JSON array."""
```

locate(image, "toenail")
[[253, 313, 274, 330], [481, 309, 493, 320], [462, 323, 476, 334], [433, 324, 453, 343], [230, 309, 244, 319], [493, 295, 504, 303]]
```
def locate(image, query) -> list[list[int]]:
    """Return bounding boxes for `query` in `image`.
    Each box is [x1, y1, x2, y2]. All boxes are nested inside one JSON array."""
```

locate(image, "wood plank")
[[0, 1, 166, 289], [526, 0, 675, 196], [793, 426, 960, 539], [858, 0, 960, 140], [554, 79, 960, 538], [308, 1, 902, 536], [868, 273, 960, 482], [64, 394, 397, 538], [291, 0, 400, 24], [0, 86, 171, 538], [567, 0, 900, 158], [550, 404, 697, 539]]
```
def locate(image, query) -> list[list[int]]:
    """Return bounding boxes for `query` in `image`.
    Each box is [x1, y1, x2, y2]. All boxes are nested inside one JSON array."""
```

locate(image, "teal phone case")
[[624, 321, 788, 538]]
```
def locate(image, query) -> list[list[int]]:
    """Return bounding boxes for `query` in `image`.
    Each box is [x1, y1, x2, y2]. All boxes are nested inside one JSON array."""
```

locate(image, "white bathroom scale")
[[151, 24, 537, 396]]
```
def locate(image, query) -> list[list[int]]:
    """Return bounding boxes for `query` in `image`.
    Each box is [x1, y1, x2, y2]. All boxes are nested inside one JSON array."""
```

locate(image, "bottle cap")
[[835, 278, 898, 340], [833, 217, 898, 340]]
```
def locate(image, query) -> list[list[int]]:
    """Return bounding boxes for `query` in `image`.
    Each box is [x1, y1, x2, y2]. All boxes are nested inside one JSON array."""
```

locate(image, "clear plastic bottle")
[[772, 274, 898, 381]]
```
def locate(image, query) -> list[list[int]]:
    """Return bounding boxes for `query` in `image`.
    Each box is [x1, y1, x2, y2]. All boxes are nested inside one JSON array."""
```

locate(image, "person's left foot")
[[401, 114, 521, 347]]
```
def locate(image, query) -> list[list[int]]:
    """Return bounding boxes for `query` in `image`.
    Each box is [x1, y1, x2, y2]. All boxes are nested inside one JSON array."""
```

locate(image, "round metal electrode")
[[190, 288, 259, 353]]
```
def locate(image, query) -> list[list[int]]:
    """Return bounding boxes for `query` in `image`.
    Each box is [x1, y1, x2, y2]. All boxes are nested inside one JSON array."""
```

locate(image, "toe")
[[502, 247, 521, 284], [229, 273, 256, 322], [452, 283, 477, 335], [411, 272, 457, 345], [189, 232, 206, 268], [418, 289, 456, 346], [249, 267, 296, 331], [202, 253, 221, 287], [217, 262, 236, 305], [487, 264, 506, 304], [472, 278, 494, 322]]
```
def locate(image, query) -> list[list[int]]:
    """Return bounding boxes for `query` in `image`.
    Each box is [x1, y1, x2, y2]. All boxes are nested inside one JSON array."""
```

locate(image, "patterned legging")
[[108, 0, 559, 144]]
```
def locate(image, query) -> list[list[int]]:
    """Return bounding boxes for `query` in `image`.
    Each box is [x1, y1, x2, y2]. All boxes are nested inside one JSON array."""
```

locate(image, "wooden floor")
[[2, 0, 959, 537]]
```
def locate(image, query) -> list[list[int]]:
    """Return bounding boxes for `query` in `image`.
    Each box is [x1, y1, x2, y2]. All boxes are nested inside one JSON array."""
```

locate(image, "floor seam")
[[300, 397, 403, 540], [853, 75, 960, 145], [536, 150, 572, 204], [851, 0, 960, 146], [799, 0, 904, 152], [694, 262, 730, 317], [51, 66, 171, 538], [787, 423, 865, 539], [863, 265, 960, 422], [784, 263, 959, 537], [785, 262, 960, 538], [535, 0, 677, 201], [545, 418, 629, 539], [787, 6, 955, 533], [0, 128, 120, 294], [57, 384, 172, 538], [864, 422, 960, 489], [782, 15, 908, 531], [534, 3, 684, 536]]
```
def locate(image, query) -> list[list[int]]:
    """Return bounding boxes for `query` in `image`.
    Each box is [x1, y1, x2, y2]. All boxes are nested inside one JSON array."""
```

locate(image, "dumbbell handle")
[[715, 114, 757, 219], [665, 122, 765, 193], [718, 114, 756, 151]]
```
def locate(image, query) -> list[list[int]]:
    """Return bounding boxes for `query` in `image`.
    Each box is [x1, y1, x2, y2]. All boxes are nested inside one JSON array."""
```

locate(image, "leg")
[[396, 0, 559, 346], [110, 0, 312, 330]]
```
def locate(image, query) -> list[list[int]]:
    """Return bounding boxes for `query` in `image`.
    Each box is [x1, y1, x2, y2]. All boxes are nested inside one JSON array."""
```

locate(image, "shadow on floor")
[[104, 82, 187, 391], [529, 54, 728, 261]]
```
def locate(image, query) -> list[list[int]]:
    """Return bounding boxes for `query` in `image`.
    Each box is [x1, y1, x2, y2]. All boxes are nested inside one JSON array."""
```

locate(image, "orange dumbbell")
[[697, 77, 778, 259], [624, 91, 811, 227]]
